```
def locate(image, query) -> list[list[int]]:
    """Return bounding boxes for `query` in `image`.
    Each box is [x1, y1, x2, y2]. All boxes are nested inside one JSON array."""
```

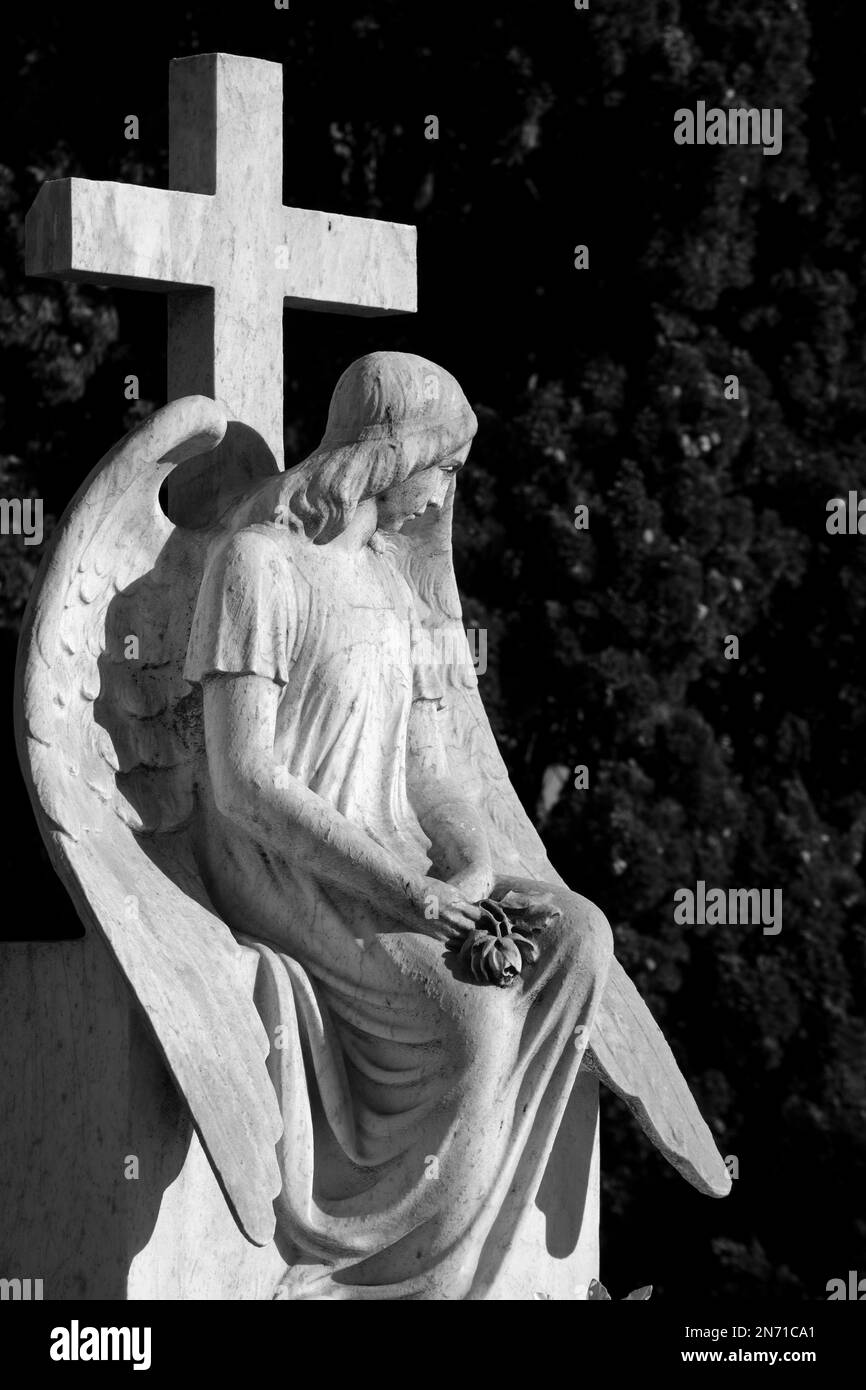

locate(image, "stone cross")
[[25, 52, 417, 469]]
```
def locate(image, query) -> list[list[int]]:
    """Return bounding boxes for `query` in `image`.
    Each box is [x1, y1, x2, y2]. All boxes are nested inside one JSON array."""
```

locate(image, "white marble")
[[10, 51, 730, 1301], [25, 53, 416, 472]]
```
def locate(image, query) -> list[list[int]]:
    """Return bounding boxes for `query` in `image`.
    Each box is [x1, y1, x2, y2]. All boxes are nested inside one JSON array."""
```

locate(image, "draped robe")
[[183, 521, 613, 1299]]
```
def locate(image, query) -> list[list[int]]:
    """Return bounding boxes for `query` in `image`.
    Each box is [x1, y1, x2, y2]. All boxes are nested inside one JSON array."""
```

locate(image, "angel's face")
[[376, 443, 471, 532]]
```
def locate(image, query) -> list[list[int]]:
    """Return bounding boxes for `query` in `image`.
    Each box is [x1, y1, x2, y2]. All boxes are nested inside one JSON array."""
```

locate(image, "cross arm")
[[276, 206, 417, 316], [25, 178, 212, 293]]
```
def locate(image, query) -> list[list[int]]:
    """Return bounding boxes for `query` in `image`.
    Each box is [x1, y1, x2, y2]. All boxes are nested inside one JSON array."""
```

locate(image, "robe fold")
[[183, 523, 612, 1299]]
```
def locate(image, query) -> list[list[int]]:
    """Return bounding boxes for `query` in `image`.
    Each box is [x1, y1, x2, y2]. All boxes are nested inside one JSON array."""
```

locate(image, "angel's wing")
[[14, 397, 283, 1245], [397, 484, 731, 1200]]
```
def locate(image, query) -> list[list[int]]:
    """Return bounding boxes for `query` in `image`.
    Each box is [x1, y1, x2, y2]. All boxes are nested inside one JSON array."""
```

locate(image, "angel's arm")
[[406, 696, 494, 902], [203, 673, 481, 932]]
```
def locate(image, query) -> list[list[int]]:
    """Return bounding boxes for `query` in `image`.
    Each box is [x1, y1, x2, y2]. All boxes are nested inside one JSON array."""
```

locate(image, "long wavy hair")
[[227, 351, 478, 544]]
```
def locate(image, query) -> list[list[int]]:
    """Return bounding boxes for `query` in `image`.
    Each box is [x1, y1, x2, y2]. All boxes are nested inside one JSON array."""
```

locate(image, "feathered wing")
[[14, 397, 283, 1246], [397, 485, 731, 1200]]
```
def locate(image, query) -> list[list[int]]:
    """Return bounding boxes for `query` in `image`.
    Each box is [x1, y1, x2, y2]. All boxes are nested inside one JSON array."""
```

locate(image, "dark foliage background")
[[1, 0, 863, 1298]]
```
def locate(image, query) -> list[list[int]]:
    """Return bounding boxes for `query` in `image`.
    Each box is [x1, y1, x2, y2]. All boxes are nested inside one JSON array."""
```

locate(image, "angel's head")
[[234, 352, 477, 543]]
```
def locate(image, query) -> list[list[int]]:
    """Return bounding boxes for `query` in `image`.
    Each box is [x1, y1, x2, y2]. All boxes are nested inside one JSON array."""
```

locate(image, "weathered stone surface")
[[13, 364, 614, 1298], [0, 925, 597, 1299], [25, 53, 417, 470], [15, 396, 285, 1251], [10, 49, 730, 1302], [0, 930, 285, 1300], [13, 353, 728, 1300]]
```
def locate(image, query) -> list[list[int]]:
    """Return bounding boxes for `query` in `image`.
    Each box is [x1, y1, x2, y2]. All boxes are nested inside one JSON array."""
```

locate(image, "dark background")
[[1, 0, 864, 1299]]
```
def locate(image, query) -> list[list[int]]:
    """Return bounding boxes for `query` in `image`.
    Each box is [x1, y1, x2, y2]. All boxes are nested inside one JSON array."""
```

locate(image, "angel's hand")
[[447, 863, 495, 904], [406, 876, 484, 941], [495, 888, 563, 933]]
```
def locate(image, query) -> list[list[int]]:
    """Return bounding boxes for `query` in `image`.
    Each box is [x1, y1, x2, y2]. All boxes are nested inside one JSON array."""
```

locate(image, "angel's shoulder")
[[206, 523, 311, 589]]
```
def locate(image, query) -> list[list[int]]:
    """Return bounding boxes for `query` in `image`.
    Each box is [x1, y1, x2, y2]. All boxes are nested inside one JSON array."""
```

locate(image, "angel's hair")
[[228, 351, 478, 543]]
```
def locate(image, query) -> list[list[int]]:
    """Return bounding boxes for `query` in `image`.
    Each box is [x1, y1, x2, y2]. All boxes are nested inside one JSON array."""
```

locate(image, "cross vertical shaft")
[[166, 55, 285, 466]]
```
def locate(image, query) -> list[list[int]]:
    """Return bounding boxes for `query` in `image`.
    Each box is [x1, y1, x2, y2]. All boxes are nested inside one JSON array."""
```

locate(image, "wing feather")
[[15, 397, 284, 1245]]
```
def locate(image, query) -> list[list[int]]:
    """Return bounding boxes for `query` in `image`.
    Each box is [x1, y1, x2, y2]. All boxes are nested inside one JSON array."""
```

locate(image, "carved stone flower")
[[447, 894, 556, 987], [457, 928, 524, 987]]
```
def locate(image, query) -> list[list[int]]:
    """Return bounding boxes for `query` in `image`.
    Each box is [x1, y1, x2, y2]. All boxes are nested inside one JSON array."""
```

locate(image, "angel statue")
[[16, 350, 730, 1301]]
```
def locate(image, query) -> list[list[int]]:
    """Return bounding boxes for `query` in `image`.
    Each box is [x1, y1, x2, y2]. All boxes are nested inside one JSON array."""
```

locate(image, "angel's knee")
[[552, 892, 614, 977]]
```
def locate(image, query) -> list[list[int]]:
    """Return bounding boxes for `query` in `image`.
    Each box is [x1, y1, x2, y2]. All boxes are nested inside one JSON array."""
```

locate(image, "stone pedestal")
[[0, 927, 599, 1300], [0, 929, 282, 1300]]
